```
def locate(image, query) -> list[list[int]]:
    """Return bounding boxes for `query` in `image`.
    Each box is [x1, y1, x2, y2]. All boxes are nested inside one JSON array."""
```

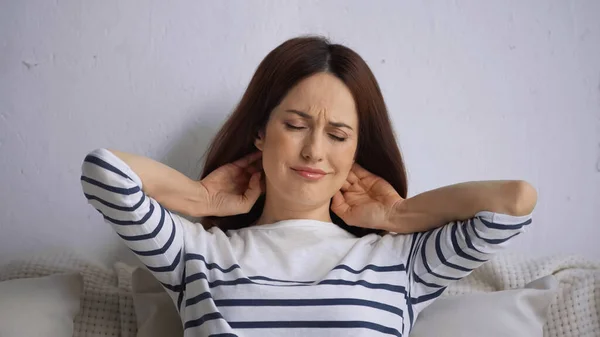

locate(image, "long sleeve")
[[402, 211, 532, 326], [80, 148, 186, 295]]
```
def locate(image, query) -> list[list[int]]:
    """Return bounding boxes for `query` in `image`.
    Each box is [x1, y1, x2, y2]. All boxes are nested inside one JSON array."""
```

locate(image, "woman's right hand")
[[198, 151, 264, 217]]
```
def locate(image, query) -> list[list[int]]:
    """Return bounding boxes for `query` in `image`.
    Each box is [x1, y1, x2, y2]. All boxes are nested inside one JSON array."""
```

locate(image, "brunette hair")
[[200, 35, 407, 237]]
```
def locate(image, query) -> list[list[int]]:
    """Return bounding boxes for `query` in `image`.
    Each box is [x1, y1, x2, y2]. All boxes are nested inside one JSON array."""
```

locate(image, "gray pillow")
[[132, 268, 184, 337], [0, 273, 83, 337], [410, 275, 558, 337]]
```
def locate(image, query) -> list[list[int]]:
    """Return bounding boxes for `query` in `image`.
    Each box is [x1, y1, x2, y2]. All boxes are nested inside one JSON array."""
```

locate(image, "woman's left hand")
[[331, 163, 403, 230]]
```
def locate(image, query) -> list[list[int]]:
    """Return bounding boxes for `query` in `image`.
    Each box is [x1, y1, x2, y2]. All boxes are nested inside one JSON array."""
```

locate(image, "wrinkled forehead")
[[276, 73, 358, 126]]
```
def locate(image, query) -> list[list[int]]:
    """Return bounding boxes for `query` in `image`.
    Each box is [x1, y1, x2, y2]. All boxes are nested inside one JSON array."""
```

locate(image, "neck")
[[254, 193, 333, 226]]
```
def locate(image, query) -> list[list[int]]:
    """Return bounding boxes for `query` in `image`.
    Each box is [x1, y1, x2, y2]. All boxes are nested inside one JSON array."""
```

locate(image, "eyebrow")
[[285, 109, 354, 131]]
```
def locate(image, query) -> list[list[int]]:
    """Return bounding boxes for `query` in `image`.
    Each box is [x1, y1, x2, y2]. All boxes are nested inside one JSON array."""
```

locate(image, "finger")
[[351, 162, 374, 179], [245, 159, 263, 174], [331, 190, 344, 207], [246, 164, 260, 174], [340, 180, 351, 192], [346, 169, 359, 184], [232, 151, 262, 169], [242, 172, 262, 207], [331, 191, 350, 215]]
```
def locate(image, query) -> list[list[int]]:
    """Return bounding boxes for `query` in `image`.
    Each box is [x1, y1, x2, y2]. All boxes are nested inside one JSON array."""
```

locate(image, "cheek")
[[267, 129, 293, 150], [335, 160, 353, 180], [261, 127, 295, 175], [264, 124, 306, 158], [332, 144, 357, 177]]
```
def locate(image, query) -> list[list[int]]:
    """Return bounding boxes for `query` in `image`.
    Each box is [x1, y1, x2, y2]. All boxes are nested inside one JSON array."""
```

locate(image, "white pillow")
[[410, 275, 558, 337], [128, 267, 557, 337], [0, 273, 83, 337]]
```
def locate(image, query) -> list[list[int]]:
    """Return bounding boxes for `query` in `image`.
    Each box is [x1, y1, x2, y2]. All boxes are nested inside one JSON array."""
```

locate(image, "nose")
[[301, 131, 324, 162]]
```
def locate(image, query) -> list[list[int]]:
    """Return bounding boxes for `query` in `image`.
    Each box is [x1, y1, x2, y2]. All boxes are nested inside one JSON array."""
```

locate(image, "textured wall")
[[1, 1, 599, 265]]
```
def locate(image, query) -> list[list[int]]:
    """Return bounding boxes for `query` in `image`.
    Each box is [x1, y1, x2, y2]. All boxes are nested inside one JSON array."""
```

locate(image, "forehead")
[[278, 73, 358, 124]]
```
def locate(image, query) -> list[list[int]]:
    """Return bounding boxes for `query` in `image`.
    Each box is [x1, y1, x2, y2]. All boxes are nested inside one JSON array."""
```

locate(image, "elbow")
[[508, 180, 538, 216]]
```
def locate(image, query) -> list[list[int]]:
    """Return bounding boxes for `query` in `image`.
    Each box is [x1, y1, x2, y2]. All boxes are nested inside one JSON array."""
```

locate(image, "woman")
[[81, 36, 537, 336]]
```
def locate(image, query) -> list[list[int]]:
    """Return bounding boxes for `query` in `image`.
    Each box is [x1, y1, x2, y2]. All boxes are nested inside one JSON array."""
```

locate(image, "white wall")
[[1, 0, 599, 266]]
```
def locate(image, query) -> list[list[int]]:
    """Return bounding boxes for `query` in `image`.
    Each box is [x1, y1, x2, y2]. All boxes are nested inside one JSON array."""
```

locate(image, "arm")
[[80, 148, 197, 298], [107, 149, 210, 217], [387, 180, 537, 234], [389, 181, 537, 325]]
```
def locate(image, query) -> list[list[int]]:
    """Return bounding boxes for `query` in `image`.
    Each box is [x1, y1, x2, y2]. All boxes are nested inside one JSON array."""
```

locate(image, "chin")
[[278, 186, 327, 205]]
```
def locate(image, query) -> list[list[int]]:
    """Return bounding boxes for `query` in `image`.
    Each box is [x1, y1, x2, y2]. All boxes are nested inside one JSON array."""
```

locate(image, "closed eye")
[[285, 123, 347, 142], [285, 123, 306, 130]]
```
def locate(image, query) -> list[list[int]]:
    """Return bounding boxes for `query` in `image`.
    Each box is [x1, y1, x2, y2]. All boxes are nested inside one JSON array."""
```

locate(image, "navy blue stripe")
[[406, 233, 419, 270], [479, 217, 531, 230], [210, 278, 254, 287], [185, 272, 251, 287], [101, 202, 155, 226], [186, 291, 212, 306], [460, 221, 485, 254], [229, 320, 401, 336], [81, 176, 139, 195], [161, 282, 182, 293], [214, 298, 403, 318], [469, 219, 521, 244], [184, 312, 225, 330], [84, 192, 145, 212], [419, 230, 461, 281], [411, 286, 446, 304], [184, 271, 207, 284], [406, 234, 421, 332], [177, 266, 186, 312], [406, 232, 420, 314], [318, 279, 407, 293], [406, 300, 414, 332], [412, 271, 444, 288], [185, 253, 403, 279], [185, 254, 241, 273], [177, 294, 183, 313], [130, 213, 176, 256], [117, 205, 165, 241], [435, 228, 472, 272], [185, 272, 407, 294], [146, 248, 182, 273], [450, 223, 487, 263], [248, 276, 313, 284], [332, 263, 406, 273], [84, 154, 131, 179]]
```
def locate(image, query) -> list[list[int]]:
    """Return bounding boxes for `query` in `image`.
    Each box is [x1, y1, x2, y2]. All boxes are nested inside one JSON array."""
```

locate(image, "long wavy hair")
[[200, 35, 407, 237]]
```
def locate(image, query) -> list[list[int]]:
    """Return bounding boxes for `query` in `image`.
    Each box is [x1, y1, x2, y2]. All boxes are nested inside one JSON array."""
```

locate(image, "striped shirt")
[[80, 148, 532, 337]]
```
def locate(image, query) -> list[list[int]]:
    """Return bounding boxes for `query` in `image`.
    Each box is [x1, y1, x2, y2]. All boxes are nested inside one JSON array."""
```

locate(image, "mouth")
[[291, 166, 328, 181]]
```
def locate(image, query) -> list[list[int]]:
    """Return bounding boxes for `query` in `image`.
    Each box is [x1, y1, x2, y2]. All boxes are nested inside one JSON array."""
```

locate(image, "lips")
[[291, 166, 328, 180], [291, 166, 327, 175]]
